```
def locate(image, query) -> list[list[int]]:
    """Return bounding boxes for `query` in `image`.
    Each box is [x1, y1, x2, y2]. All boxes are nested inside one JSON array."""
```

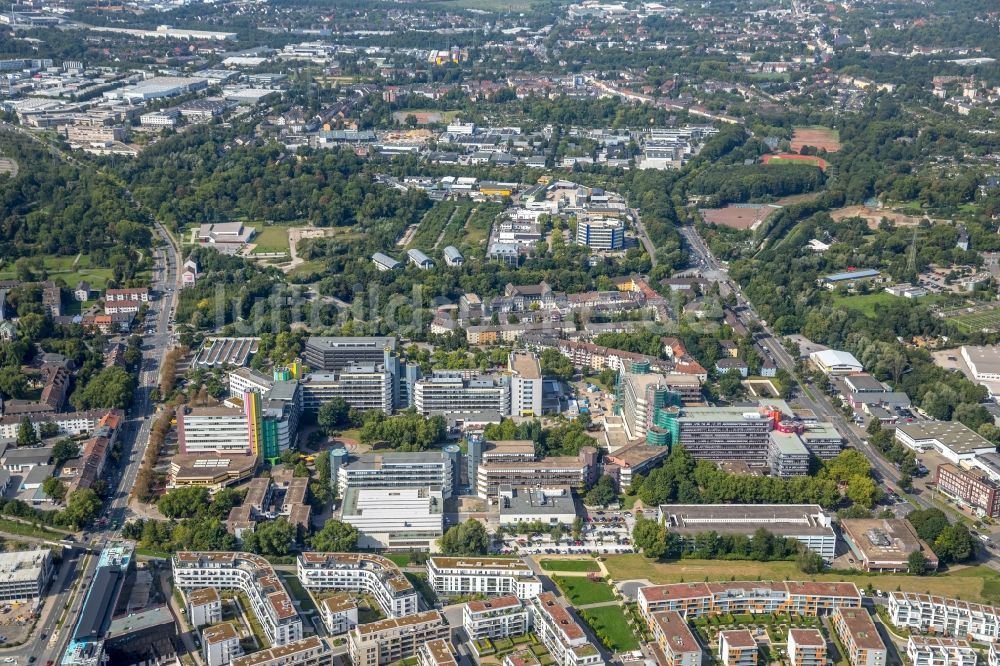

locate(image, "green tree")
[[61, 488, 102, 528], [72, 367, 135, 410], [242, 518, 297, 556], [16, 417, 38, 447], [633, 516, 668, 559], [796, 549, 824, 574], [52, 439, 81, 467], [42, 476, 67, 503], [908, 551, 929, 575], [438, 519, 490, 556], [585, 475, 618, 506], [317, 398, 351, 432], [157, 486, 210, 519], [309, 520, 359, 552], [0, 367, 28, 399], [934, 524, 974, 564]]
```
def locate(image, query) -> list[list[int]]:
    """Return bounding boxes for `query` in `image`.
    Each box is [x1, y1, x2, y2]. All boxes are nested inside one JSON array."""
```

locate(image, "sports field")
[[762, 153, 828, 171], [603, 555, 1000, 604], [699, 204, 781, 230], [791, 126, 841, 153]]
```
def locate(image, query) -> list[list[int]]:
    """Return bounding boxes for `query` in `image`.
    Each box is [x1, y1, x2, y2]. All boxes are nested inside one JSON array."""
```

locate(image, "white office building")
[[428, 556, 543, 599], [575, 218, 625, 250], [296, 553, 419, 618], [509, 353, 543, 417], [0, 549, 52, 601], [300, 367, 393, 414], [414, 374, 511, 416], [341, 487, 444, 550], [337, 451, 454, 498], [176, 406, 251, 455]]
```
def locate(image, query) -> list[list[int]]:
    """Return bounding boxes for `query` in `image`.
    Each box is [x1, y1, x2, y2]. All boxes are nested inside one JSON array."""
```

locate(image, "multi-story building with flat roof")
[[203, 622, 242, 666], [655, 402, 791, 467], [414, 374, 511, 416], [831, 608, 886, 666], [229, 367, 274, 397], [906, 636, 977, 666], [232, 636, 332, 666], [576, 218, 625, 250], [719, 630, 758, 666], [173, 552, 302, 646], [429, 557, 542, 599], [0, 549, 52, 601], [935, 463, 1000, 518], [300, 367, 394, 414], [767, 431, 811, 478], [303, 337, 397, 371], [895, 421, 996, 465], [529, 593, 605, 666], [341, 487, 443, 550], [618, 368, 678, 441], [187, 588, 222, 627], [463, 595, 530, 640], [888, 592, 1000, 641], [176, 406, 251, 454], [638, 581, 862, 620], [348, 611, 449, 666], [319, 592, 359, 635], [788, 629, 827, 666], [509, 352, 543, 417], [840, 519, 939, 572], [476, 452, 593, 499], [418, 639, 458, 666], [657, 504, 837, 561], [800, 423, 844, 460], [337, 451, 454, 498], [296, 553, 418, 618], [649, 611, 701, 666]]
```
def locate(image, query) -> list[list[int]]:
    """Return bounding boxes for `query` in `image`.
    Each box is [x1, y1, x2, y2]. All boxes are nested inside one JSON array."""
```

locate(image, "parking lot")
[[502, 510, 637, 556]]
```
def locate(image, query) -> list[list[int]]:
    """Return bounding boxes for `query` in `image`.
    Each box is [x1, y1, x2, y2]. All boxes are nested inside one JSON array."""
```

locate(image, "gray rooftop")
[[499, 486, 578, 516]]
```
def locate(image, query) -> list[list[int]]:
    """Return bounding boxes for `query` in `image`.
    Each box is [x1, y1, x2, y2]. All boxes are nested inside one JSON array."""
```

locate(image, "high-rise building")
[[303, 337, 397, 371], [414, 374, 511, 416], [575, 218, 625, 250], [337, 451, 455, 498], [300, 366, 394, 414], [509, 352, 543, 417]]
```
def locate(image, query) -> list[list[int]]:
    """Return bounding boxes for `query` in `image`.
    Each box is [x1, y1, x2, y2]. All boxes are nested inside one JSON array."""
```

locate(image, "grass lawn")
[[0, 254, 116, 290], [540, 559, 600, 573], [0, 518, 70, 540], [280, 572, 318, 613], [603, 555, 1000, 604], [552, 576, 616, 605], [405, 572, 440, 607], [831, 292, 897, 318], [580, 605, 640, 652], [251, 225, 292, 254]]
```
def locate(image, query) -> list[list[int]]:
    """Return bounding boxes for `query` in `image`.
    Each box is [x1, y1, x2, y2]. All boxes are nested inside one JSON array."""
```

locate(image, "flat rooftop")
[[840, 519, 937, 566], [659, 504, 833, 537], [500, 486, 577, 517], [896, 421, 994, 455], [834, 609, 885, 652], [509, 352, 541, 379], [430, 556, 532, 572]]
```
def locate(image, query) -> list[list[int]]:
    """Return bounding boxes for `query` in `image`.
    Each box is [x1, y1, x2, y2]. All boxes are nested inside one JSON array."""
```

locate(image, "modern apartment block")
[[463, 595, 530, 640], [203, 622, 242, 666], [648, 611, 702, 666], [348, 611, 449, 666], [187, 587, 222, 627], [300, 367, 394, 414], [906, 636, 977, 666], [935, 463, 1000, 518], [303, 336, 397, 371], [0, 549, 52, 601], [319, 593, 359, 635], [418, 639, 459, 666], [788, 629, 827, 666], [509, 352, 544, 416], [414, 374, 511, 416], [638, 581, 862, 619], [175, 405, 251, 454], [296, 552, 418, 618], [173, 552, 303, 646], [888, 592, 1000, 641], [719, 630, 758, 666], [337, 450, 454, 498], [232, 636, 333, 666], [656, 504, 837, 561], [429, 557, 543, 599], [529, 593, 605, 666], [831, 608, 886, 666]]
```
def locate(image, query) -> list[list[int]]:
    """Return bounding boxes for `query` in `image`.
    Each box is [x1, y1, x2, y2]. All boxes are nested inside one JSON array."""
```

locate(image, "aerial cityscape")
[[1, 0, 1000, 665]]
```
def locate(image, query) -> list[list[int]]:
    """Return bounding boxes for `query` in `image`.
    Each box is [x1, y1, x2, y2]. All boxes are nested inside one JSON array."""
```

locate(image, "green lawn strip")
[[237, 592, 270, 649], [539, 559, 600, 573], [0, 518, 70, 539], [552, 575, 616, 605], [580, 604, 639, 652], [404, 572, 440, 607], [280, 572, 318, 613], [250, 224, 293, 254]]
